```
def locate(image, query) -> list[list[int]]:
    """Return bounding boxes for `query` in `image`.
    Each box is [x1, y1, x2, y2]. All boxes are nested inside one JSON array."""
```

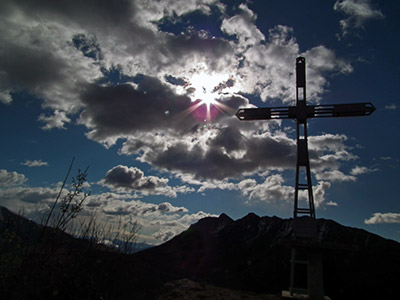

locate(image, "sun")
[[189, 72, 227, 109], [174, 70, 238, 124]]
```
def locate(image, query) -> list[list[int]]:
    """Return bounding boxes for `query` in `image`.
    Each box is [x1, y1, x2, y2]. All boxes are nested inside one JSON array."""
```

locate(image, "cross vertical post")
[[294, 57, 315, 219]]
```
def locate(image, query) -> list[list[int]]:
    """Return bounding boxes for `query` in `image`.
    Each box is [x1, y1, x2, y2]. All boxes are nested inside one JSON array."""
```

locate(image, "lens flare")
[[187, 72, 229, 121], [173, 71, 239, 126]]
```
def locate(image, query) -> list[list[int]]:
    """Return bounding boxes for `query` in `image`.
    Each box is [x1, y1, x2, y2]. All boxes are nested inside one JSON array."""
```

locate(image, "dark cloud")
[[210, 126, 246, 152], [0, 45, 67, 90], [101, 165, 194, 197], [2, 0, 135, 28], [79, 78, 196, 141], [164, 75, 187, 86], [141, 202, 188, 214], [162, 30, 235, 70], [120, 123, 355, 183], [79, 75, 248, 143], [103, 165, 168, 191], [103, 165, 143, 189], [150, 142, 238, 180], [141, 128, 296, 180]]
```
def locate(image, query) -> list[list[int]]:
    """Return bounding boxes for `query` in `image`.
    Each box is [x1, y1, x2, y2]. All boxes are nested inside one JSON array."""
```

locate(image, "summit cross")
[[236, 57, 375, 219]]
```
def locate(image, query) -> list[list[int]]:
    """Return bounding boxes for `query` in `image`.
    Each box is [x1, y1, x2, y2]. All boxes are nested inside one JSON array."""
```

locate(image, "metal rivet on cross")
[[235, 57, 375, 219]]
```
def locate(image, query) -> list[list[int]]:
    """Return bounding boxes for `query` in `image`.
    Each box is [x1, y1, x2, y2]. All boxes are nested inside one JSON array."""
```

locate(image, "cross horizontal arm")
[[235, 106, 297, 120], [235, 102, 375, 121], [308, 102, 375, 118]]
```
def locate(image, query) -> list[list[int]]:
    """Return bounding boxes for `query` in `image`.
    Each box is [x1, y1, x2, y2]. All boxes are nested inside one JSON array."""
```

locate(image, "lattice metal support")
[[294, 57, 315, 219]]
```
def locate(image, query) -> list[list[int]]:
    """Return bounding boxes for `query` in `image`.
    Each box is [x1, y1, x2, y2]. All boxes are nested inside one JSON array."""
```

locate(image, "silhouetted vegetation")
[[0, 160, 143, 299]]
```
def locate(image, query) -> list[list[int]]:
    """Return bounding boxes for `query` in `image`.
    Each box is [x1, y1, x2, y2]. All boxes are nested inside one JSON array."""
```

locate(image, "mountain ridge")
[[1, 205, 400, 299], [136, 211, 400, 299]]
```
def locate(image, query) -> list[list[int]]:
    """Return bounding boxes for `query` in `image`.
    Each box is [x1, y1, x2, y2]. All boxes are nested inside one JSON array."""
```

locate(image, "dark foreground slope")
[[0, 206, 150, 300], [1, 206, 400, 299], [136, 213, 400, 300]]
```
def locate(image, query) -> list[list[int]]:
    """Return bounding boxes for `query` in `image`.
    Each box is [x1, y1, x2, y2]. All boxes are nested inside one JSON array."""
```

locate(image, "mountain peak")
[[243, 212, 259, 220], [218, 213, 233, 222]]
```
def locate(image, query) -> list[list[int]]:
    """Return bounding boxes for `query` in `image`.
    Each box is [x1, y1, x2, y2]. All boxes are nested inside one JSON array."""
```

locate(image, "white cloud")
[[0, 180, 216, 245], [350, 165, 378, 175], [221, 3, 264, 50], [133, 0, 219, 30], [222, 17, 352, 104], [237, 175, 332, 208], [0, 185, 62, 220], [0, 90, 12, 104], [309, 134, 348, 152], [84, 196, 218, 244], [38, 110, 71, 130], [315, 170, 356, 182], [239, 174, 293, 203], [21, 159, 49, 167], [151, 210, 219, 242], [0, 169, 27, 187], [197, 180, 236, 193], [229, 24, 299, 103], [380, 156, 392, 161], [365, 213, 400, 224], [301, 47, 353, 101], [385, 104, 398, 110], [313, 150, 358, 172], [0, 186, 58, 204], [153, 229, 176, 242], [313, 181, 332, 207], [334, 0, 384, 39]]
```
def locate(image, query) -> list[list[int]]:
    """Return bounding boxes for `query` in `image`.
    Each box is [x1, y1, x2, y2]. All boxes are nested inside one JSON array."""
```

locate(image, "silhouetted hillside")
[[0, 206, 76, 247], [136, 213, 400, 299], [0, 206, 150, 299], [1, 206, 400, 299]]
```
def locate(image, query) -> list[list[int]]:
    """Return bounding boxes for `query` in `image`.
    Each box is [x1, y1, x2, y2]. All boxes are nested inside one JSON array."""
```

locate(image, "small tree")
[[41, 157, 90, 234], [53, 167, 90, 232]]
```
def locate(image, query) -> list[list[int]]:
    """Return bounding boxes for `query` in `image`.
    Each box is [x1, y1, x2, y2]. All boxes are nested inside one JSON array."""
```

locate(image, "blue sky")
[[0, 0, 399, 244]]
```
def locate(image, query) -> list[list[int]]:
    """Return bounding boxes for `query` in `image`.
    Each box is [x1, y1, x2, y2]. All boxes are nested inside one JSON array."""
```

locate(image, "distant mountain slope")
[[136, 213, 400, 300], [0, 205, 152, 252], [0, 205, 43, 243], [0, 205, 86, 251]]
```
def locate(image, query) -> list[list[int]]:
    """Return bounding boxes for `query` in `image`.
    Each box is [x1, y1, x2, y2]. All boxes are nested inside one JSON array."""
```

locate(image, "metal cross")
[[236, 57, 375, 219]]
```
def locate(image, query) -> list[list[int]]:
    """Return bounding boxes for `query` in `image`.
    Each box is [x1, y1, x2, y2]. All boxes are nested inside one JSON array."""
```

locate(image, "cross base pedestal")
[[281, 290, 331, 300]]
